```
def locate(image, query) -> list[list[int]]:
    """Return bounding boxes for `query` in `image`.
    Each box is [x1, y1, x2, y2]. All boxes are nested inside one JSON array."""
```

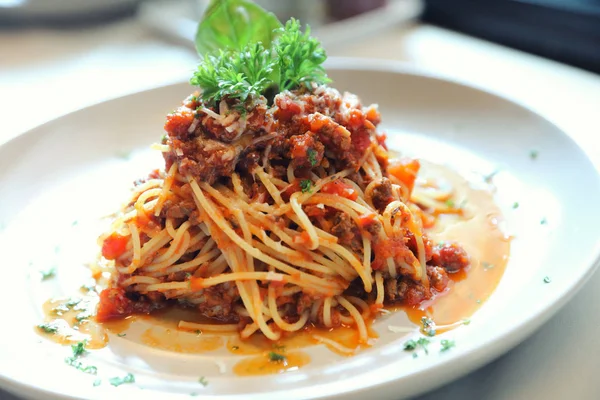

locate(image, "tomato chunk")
[[321, 180, 359, 201], [101, 233, 129, 260], [388, 158, 420, 194], [96, 288, 134, 321]]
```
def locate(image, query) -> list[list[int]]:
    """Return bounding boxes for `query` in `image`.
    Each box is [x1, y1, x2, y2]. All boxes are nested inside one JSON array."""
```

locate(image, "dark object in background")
[[0, 0, 140, 27], [326, 0, 386, 20], [422, 0, 600, 74]]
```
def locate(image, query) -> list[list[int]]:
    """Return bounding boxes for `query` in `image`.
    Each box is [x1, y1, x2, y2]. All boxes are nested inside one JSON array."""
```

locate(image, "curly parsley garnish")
[[198, 376, 209, 386], [191, 0, 330, 106]]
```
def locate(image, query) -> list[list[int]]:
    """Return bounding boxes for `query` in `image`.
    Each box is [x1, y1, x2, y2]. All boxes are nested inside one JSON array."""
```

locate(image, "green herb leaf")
[[440, 339, 455, 352], [65, 357, 97, 375], [445, 199, 455, 208], [403, 337, 431, 355], [40, 267, 56, 281], [403, 340, 417, 351], [544, 276, 551, 283], [93, 379, 102, 387], [512, 202, 519, 209], [71, 341, 87, 357], [198, 376, 209, 386], [109, 373, 135, 387], [195, 0, 281, 55], [267, 351, 286, 362], [191, 5, 330, 106], [307, 148, 318, 166], [300, 179, 312, 193], [481, 261, 494, 270], [530, 150, 539, 160], [117, 333, 127, 337]]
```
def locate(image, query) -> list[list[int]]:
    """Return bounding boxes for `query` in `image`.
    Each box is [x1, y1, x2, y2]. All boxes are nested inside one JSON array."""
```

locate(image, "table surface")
[[1, 17, 599, 400]]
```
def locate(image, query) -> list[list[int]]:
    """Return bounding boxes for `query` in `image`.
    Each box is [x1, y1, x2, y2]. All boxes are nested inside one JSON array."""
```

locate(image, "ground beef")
[[370, 178, 395, 212], [194, 283, 240, 321], [287, 131, 324, 167], [426, 265, 449, 292], [166, 136, 243, 185], [384, 278, 431, 306], [160, 199, 196, 220], [163, 86, 384, 183], [330, 212, 362, 252], [96, 288, 166, 321], [430, 242, 470, 272]]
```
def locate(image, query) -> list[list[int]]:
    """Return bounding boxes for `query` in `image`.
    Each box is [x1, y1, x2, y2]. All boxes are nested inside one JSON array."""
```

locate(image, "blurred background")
[[1, 0, 600, 142], [1, 1, 600, 399]]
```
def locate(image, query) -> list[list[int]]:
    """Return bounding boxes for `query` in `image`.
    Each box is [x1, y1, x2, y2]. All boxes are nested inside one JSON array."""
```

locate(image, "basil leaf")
[[195, 0, 282, 55]]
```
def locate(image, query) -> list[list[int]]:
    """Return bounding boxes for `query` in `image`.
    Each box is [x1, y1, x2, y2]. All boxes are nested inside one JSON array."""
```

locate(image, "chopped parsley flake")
[[540, 217, 547, 225], [483, 170, 499, 183], [109, 373, 135, 387], [65, 357, 97, 375], [75, 312, 92, 322], [71, 341, 87, 357], [420, 316, 436, 337], [445, 199, 455, 208], [195, 329, 202, 335], [300, 179, 312, 193], [404, 337, 431, 355], [544, 276, 551, 283], [64, 340, 96, 374], [93, 379, 102, 387], [268, 351, 286, 362], [37, 323, 59, 334], [117, 333, 127, 337], [481, 261, 494, 270], [198, 376, 209, 386], [307, 148, 318, 166], [512, 202, 519, 209], [462, 318, 471, 326], [40, 267, 56, 281], [530, 150, 539, 160], [440, 339, 455, 352]]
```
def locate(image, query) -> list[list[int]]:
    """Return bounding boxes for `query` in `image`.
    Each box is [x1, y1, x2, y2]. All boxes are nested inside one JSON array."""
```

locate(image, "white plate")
[[1, 59, 599, 400]]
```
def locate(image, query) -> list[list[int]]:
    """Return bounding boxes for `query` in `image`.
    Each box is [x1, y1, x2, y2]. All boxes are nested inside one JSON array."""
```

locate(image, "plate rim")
[[1, 58, 600, 400]]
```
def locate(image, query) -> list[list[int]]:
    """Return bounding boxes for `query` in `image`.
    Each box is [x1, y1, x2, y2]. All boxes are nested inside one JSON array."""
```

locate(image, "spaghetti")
[[96, 85, 470, 345]]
